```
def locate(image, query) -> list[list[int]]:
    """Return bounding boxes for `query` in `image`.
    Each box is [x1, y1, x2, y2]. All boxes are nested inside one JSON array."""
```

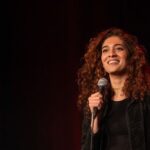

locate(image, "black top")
[[104, 98, 130, 150], [81, 95, 150, 150]]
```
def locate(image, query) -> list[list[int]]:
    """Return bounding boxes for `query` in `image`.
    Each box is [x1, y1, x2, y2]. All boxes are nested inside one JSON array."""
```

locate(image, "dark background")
[[3, 0, 150, 150]]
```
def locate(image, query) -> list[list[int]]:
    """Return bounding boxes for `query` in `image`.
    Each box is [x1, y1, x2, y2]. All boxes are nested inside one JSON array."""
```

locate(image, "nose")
[[109, 48, 117, 57]]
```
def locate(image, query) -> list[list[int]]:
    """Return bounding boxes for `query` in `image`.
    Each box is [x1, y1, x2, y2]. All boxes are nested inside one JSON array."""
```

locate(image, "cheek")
[[122, 51, 128, 59], [101, 54, 107, 65], [101, 57, 107, 69], [101, 54, 105, 62], [122, 53, 128, 63]]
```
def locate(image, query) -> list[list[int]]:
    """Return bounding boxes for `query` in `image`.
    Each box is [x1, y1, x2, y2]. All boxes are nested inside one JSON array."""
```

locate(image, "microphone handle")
[[92, 107, 98, 118]]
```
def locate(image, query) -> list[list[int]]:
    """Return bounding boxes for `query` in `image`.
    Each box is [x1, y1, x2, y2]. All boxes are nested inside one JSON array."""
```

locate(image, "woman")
[[77, 27, 150, 150]]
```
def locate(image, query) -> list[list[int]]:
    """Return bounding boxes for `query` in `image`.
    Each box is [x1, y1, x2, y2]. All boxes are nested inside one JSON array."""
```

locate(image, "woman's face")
[[101, 36, 128, 75]]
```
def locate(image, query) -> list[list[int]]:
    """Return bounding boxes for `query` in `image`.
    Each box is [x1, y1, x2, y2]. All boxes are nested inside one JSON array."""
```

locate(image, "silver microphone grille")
[[97, 78, 108, 88]]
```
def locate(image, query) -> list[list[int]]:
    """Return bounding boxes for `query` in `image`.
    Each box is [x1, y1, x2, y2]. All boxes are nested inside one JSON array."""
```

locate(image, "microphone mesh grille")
[[97, 78, 108, 87]]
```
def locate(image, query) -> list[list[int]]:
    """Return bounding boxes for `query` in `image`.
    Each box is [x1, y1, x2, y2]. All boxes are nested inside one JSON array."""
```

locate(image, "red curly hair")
[[77, 27, 150, 115]]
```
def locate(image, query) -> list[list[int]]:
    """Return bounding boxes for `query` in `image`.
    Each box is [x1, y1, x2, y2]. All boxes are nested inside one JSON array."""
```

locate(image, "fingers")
[[88, 92, 104, 113]]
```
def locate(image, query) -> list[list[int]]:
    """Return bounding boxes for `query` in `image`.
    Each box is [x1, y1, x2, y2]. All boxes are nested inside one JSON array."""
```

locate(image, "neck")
[[109, 74, 128, 100]]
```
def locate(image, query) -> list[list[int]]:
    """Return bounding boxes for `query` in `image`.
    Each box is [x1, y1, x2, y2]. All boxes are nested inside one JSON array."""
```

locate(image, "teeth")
[[108, 60, 119, 64]]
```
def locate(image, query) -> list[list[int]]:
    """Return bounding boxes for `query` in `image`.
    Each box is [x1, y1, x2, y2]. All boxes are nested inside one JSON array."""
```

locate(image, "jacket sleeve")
[[81, 114, 102, 150]]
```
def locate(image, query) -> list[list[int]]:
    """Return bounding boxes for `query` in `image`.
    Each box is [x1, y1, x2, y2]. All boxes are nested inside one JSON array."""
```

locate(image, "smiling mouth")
[[108, 60, 119, 64]]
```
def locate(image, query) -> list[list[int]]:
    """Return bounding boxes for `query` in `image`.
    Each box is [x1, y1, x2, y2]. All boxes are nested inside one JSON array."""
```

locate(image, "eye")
[[102, 48, 108, 53], [115, 46, 124, 51]]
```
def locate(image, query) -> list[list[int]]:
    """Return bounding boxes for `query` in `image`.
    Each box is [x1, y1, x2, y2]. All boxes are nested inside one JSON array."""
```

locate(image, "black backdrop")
[[3, 0, 150, 150]]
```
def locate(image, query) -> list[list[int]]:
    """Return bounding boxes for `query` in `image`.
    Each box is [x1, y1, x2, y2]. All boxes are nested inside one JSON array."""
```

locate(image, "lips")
[[108, 59, 119, 64]]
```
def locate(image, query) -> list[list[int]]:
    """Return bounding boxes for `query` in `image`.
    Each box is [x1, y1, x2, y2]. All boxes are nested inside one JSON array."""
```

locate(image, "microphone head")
[[97, 78, 108, 89]]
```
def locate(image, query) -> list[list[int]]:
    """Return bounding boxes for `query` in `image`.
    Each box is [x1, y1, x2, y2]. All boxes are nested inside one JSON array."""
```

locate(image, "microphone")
[[97, 77, 108, 93], [90, 78, 108, 150], [92, 78, 108, 117]]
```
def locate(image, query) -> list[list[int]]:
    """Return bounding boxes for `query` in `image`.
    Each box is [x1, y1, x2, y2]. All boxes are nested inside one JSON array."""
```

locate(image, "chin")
[[106, 69, 118, 74], [107, 70, 127, 76]]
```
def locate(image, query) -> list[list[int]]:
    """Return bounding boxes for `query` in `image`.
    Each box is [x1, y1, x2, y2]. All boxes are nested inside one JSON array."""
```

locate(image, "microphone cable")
[[90, 109, 96, 150]]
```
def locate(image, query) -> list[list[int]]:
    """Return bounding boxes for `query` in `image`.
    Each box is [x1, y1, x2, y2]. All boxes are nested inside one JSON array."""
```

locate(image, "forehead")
[[102, 36, 123, 46]]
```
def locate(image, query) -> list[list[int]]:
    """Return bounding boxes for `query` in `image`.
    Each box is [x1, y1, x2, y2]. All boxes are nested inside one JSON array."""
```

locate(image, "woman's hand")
[[88, 92, 104, 133], [88, 92, 104, 114]]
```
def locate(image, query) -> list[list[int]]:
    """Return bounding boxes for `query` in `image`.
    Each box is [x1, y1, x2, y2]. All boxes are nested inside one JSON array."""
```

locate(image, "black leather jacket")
[[81, 95, 150, 150]]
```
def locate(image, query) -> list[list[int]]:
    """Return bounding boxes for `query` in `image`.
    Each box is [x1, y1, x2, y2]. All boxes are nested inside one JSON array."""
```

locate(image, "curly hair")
[[77, 27, 150, 116]]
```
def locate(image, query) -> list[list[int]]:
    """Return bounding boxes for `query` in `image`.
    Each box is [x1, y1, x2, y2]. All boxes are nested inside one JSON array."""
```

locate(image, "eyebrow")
[[102, 44, 124, 49]]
